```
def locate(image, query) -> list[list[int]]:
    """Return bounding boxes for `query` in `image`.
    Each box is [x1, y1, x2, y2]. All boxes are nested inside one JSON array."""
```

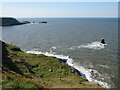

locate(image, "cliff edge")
[[1, 40, 103, 89]]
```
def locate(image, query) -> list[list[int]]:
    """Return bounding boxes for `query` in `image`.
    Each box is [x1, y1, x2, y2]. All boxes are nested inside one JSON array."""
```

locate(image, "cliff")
[[1, 41, 103, 89], [0, 17, 30, 26]]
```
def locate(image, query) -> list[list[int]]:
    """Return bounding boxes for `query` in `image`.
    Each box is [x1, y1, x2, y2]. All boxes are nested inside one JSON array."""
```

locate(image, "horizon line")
[[1, 16, 118, 18], [14, 16, 118, 18]]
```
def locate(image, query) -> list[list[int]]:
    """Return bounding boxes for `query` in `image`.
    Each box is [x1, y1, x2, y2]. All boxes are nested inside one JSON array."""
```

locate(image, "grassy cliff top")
[[1, 41, 103, 89]]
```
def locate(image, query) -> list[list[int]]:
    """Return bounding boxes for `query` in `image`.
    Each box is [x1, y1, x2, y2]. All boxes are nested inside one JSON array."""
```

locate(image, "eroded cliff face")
[[0, 17, 30, 26]]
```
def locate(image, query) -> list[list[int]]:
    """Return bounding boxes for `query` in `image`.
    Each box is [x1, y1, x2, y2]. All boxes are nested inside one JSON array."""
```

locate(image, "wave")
[[99, 65, 110, 69], [50, 46, 57, 50], [70, 41, 107, 50], [26, 49, 110, 88]]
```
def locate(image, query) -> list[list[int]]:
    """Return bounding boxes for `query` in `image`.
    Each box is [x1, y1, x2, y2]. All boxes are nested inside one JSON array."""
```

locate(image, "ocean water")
[[1, 18, 118, 88]]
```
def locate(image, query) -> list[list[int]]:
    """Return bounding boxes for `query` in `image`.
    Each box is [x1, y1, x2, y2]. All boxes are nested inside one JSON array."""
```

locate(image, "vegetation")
[[1, 41, 103, 89]]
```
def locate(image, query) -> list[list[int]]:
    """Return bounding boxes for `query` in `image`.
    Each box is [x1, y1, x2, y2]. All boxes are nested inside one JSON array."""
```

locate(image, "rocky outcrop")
[[0, 17, 30, 26], [20, 21, 31, 24], [39, 21, 47, 23]]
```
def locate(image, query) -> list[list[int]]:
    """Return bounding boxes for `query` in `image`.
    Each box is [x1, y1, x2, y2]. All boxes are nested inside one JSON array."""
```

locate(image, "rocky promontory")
[[0, 17, 30, 26]]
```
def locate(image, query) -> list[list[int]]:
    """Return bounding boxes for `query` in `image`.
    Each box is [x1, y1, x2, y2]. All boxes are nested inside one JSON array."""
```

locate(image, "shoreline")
[[26, 50, 110, 88], [26, 51, 87, 79], [2, 40, 107, 88]]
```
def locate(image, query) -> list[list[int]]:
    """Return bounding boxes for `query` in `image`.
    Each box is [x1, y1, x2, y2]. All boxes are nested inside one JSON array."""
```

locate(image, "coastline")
[[2, 41, 104, 89], [26, 50, 110, 88]]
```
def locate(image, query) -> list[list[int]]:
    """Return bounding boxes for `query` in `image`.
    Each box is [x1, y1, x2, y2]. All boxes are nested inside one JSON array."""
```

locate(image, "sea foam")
[[70, 41, 107, 50], [26, 50, 110, 88]]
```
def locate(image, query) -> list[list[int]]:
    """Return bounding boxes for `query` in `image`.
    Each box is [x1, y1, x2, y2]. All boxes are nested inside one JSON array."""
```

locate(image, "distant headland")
[[0, 17, 30, 26], [0, 17, 47, 26]]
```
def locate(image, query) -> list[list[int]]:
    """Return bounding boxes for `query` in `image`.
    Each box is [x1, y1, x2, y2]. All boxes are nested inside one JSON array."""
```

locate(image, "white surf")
[[26, 49, 110, 88], [70, 41, 107, 50]]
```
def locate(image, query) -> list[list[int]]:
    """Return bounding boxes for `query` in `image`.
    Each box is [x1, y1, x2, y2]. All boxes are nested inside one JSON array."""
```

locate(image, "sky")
[[1, 2, 118, 18], [0, 0, 119, 2]]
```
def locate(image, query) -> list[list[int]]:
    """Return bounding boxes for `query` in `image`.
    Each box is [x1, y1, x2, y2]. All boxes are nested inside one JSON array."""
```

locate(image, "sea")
[[1, 18, 118, 88]]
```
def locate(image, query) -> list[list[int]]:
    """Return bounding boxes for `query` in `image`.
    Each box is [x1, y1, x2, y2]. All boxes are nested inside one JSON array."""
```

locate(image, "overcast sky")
[[1, 2, 118, 18]]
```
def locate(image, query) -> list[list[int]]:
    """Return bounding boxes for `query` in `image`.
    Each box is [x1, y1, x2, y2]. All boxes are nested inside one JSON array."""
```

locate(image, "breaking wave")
[[26, 49, 110, 88], [70, 41, 107, 50], [50, 46, 57, 50]]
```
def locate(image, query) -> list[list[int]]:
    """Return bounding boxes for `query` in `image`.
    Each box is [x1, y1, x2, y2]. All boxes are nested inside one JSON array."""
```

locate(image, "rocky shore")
[[1, 40, 104, 89]]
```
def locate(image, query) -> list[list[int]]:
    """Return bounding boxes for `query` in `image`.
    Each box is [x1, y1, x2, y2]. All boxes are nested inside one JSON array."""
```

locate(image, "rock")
[[71, 68, 75, 73], [8, 53, 18, 58], [39, 21, 47, 23], [49, 69, 53, 72], [0, 17, 30, 26], [0, 17, 20, 26], [20, 21, 30, 24], [31, 64, 39, 68], [10, 47, 21, 51], [59, 59, 67, 64]]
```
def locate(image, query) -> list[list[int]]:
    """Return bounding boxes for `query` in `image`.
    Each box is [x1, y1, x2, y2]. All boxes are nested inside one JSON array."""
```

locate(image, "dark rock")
[[39, 21, 47, 23], [20, 21, 30, 24], [31, 64, 39, 68], [10, 47, 21, 51], [24, 75, 32, 79], [0, 17, 20, 26], [0, 17, 30, 26], [101, 38, 105, 44], [74, 69, 86, 79], [41, 21, 47, 23], [59, 59, 67, 64]]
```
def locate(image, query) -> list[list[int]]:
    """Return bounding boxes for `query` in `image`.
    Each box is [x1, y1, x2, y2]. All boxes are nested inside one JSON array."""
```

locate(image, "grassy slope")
[[2, 41, 103, 89]]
